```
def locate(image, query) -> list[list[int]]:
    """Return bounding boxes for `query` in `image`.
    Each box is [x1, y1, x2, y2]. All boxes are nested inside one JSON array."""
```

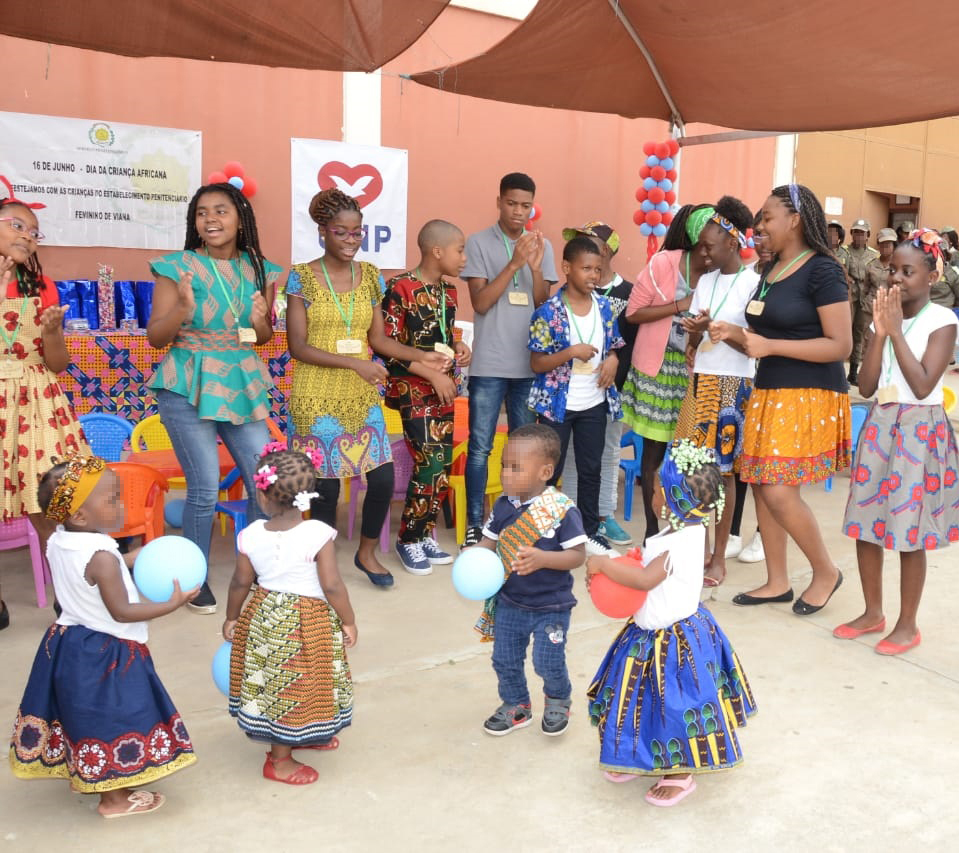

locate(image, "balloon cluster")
[[634, 138, 680, 259], [207, 161, 258, 198], [740, 227, 757, 262], [524, 202, 544, 231]]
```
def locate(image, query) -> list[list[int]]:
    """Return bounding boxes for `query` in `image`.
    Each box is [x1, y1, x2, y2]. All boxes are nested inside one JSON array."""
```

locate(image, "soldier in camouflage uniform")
[[845, 219, 879, 384]]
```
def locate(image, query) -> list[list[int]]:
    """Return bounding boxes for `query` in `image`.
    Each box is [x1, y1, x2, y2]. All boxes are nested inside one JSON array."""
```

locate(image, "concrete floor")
[[2, 474, 958, 852]]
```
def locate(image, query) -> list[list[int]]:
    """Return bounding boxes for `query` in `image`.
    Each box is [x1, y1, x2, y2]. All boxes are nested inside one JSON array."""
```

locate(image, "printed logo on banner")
[[317, 161, 383, 208], [88, 123, 116, 148]]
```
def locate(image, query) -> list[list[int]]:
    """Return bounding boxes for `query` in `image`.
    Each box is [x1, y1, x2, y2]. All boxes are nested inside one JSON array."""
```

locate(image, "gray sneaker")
[[482, 701, 533, 736], [542, 696, 571, 736]]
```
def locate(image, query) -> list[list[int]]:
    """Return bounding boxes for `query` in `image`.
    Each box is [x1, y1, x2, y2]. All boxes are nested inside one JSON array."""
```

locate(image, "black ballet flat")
[[732, 589, 794, 606], [354, 554, 394, 588], [792, 571, 843, 616]]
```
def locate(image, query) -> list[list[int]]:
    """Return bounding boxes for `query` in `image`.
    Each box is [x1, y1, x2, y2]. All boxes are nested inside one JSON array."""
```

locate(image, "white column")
[[773, 133, 797, 187], [342, 71, 382, 146]]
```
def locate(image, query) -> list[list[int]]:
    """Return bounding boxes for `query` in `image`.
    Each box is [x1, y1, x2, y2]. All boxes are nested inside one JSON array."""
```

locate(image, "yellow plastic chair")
[[448, 431, 507, 543], [130, 414, 186, 489], [382, 404, 403, 436], [943, 385, 956, 414]]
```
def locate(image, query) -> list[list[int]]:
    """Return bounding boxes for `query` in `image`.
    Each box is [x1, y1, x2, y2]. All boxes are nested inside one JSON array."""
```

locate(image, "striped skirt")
[[620, 348, 689, 443], [675, 373, 753, 474], [229, 587, 353, 746]]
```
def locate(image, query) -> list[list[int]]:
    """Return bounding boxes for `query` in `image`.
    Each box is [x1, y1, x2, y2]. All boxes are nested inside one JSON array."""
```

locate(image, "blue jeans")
[[466, 376, 534, 527], [156, 389, 269, 568], [491, 598, 572, 705]]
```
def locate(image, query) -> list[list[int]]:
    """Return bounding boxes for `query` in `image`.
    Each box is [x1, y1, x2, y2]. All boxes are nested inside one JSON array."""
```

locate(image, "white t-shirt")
[[635, 524, 706, 630], [689, 266, 759, 378], [48, 527, 148, 643], [871, 302, 959, 405], [238, 518, 336, 599], [565, 295, 605, 412]]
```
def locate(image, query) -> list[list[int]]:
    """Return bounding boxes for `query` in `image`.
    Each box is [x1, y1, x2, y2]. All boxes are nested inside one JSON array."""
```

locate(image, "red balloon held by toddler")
[[589, 551, 648, 619]]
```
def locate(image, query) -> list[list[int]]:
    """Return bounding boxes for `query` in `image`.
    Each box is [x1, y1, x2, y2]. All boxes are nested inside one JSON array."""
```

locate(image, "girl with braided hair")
[[223, 445, 355, 784], [586, 440, 756, 806], [734, 183, 851, 615], [287, 188, 450, 586], [147, 183, 283, 614]]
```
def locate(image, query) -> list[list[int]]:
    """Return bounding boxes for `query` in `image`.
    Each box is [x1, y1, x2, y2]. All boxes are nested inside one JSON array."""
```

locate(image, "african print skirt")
[[289, 400, 392, 479], [620, 348, 689, 443], [740, 388, 851, 485], [229, 587, 353, 746], [675, 373, 753, 474], [587, 606, 756, 777], [9, 625, 196, 793], [843, 402, 959, 551]]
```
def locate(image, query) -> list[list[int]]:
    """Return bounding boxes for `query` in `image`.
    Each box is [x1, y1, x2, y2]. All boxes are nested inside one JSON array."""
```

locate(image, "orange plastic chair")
[[108, 462, 169, 544], [130, 414, 186, 490], [448, 430, 507, 543]]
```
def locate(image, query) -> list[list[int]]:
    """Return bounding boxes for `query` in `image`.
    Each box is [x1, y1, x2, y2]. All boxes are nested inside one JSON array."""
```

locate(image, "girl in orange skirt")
[[733, 184, 851, 615]]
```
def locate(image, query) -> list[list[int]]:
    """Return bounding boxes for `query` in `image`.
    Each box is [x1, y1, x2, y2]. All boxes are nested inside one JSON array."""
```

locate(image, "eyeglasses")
[[0, 217, 45, 242], [326, 227, 364, 242]]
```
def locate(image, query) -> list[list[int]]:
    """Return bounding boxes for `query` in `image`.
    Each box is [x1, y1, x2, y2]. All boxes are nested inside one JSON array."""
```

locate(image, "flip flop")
[[644, 775, 696, 807], [702, 570, 725, 589], [99, 790, 166, 819], [603, 770, 637, 783], [296, 737, 339, 751]]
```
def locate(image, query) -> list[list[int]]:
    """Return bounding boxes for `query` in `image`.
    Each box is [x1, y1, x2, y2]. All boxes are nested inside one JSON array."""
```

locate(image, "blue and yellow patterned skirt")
[[587, 606, 756, 776]]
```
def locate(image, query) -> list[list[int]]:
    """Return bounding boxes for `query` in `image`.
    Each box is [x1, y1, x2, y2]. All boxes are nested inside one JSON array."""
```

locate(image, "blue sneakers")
[[419, 537, 453, 565], [598, 516, 633, 546], [394, 541, 432, 575]]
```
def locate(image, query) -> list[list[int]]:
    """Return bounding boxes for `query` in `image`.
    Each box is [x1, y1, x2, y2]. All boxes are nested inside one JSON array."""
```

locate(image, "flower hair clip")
[[293, 490, 319, 512], [659, 439, 725, 530], [261, 439, 287, 455], [305, 446, 325, 470], [254, 464, 278, 491], [908, 227, 944, 277]]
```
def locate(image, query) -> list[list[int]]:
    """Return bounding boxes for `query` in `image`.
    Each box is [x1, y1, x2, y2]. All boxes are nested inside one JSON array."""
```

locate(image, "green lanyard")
[[204, 253, 245, 324], [707, 265, 745, 321], [415, 268, 447, 343], [320, 258, 356, 335], [564, 292, 598, 347], [884, 301, 931, 385], [684, 252, 691, 294], [496, 225, 520, 289], [758, 249, 811, 300], [0, 273, 29, 351]]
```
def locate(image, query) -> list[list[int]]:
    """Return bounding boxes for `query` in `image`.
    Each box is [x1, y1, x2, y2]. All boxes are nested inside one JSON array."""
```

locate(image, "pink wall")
[[0, 6, 776, 317]]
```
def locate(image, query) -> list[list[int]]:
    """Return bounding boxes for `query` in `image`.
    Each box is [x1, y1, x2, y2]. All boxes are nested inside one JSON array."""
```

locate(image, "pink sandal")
[[603, 770, 637, 783], [644, 775, 696, 807]]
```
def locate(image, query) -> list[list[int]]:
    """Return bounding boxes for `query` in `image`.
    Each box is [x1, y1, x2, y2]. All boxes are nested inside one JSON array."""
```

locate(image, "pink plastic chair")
[[0, 518, 52, 608]]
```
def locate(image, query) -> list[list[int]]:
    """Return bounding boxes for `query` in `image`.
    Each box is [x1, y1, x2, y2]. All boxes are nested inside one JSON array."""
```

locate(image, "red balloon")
[[589, 567, 648, 619], [664, 190, 677, 205], [207, 171, 228, 185], [662, 211, 674, 225], [650, 166, 666, 182], [645, 211, 663, 226], [666, 169, 678, 181], [635, 188, 649, 203], [223, 161, 245, 179], [632, 209, 646, 226], [648, 187, 665, 205], [240, 176, 258, 198], [668, 138, 680, 156], [655, 142, 669, 160], [642, 141, 656, 156], [639, 165, 651, 179]]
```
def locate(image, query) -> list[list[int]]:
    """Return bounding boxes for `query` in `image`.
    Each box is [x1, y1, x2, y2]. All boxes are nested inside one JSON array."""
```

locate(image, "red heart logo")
[[317, 161, 383, 209]]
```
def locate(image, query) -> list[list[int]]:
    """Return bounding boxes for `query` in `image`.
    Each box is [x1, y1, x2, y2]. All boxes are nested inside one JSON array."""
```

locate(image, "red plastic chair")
[[0, 518, 52, 607], [108, 462, 169, 544]]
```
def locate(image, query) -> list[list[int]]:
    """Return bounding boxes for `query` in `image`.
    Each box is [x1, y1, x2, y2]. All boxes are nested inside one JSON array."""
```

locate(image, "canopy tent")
[[1, 0, 450, 71], [411, 0, 959, 133]]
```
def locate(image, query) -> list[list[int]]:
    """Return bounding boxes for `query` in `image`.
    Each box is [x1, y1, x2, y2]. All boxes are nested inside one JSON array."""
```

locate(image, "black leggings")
[[310, 462, 395, 541], [730, 473, 749, 537], [640, 438, 668, 542]]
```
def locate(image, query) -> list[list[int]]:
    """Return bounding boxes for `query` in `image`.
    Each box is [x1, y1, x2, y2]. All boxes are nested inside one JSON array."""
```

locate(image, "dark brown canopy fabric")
[[1, 1, 450, 72], [411, 0, 959, 132]]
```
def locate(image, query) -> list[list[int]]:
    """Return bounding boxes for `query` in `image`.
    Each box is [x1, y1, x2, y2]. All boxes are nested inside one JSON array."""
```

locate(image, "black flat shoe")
[[792, 570, 843, 616], [354, 554, 394, 588], [0, 600, 9, 631], [732, 589, 794, 606]]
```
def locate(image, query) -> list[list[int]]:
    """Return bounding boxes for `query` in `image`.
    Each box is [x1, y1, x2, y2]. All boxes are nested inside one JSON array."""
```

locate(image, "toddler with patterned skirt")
[[838, 230, 959, 656], [223, 445, 356, 785], [586, 440, 756, 806], [9, 456, 198, 818]]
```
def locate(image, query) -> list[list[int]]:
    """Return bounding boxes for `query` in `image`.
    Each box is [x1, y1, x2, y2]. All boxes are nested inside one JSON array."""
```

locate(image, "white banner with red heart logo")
[[291, 138, 408, 269]]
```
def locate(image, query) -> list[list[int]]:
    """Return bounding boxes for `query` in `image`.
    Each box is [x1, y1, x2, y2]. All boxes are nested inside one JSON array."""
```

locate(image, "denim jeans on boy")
[[542, 401, 608, 537], [466, 376, 535, 527], [491, 598, 572, 705], [156, 389, 269, 567]]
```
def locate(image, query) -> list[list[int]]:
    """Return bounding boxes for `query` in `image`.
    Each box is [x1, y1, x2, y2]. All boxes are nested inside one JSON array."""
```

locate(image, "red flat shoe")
[[296, 737, 339, 751], [832, 618, 886, 640], [262, 752, 318, 785], [875, 631, 921, 656]]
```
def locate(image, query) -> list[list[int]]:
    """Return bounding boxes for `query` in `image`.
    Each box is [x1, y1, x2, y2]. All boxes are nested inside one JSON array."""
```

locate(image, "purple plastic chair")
[[0, 518, 52, 608]]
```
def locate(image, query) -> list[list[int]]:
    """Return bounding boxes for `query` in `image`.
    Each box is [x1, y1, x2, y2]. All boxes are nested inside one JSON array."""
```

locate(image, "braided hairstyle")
[[309, 189, 361, 228], [0, 199, 46, 297], [37, 459, 70, 515], [684, 461, 723, 510], [184, 183, 267, 295], [662, 203, 711, 251], [769, 184, 838, 268], [256, 449, 318, 508]]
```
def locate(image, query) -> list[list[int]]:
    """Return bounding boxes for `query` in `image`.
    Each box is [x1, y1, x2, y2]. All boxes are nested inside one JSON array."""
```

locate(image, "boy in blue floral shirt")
[[528, 236, 623, 556]]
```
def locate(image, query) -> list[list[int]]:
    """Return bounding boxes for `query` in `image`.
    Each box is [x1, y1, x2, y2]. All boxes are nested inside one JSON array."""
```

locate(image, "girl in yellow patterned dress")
[[286, 189, 450, 586]]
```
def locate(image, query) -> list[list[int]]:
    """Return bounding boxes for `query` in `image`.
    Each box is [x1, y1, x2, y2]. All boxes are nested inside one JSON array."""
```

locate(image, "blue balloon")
[[227, 176, 244, 190], [133, 535, 207, 602], [164, 497, 185, 528], [646, 155, 660, 167], [660, 179, 673, 192], [653, 223, 668, 237], [656, 201, 670, 213], [661, 157, 674, 171], [639, 223, 653, 236], [212, 641, 231, 697], [641, 200, 654, 213], [643, 177, 656, 191], [452, 548, 505, 601]]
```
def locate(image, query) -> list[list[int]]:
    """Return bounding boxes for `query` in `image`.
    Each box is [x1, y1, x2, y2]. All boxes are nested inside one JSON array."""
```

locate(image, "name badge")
[[746, 300, 765, 316], [572, 359, 595, 375], [336, 338, 363, 354], [237, 327, 257, 344], [0, 359, 25, 380], [508, 290, 530, 306], [877, 384, 899, 404]]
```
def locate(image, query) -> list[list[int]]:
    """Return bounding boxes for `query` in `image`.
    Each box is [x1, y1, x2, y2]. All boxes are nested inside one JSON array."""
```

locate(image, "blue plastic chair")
[[79, 413, 133, 462], [215, 468, 248, 549], [618, 429, 644, 521], [825, 402, 871, 492]]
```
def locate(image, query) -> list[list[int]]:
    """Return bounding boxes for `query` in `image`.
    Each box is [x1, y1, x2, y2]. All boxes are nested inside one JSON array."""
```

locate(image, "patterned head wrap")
[[685, 206, 716, 245], [658, 440, 724, 530], [710, 214, 748, 248], [44, 455, 106, 522], [788, 183, 801, 213], [908, 228, 945, 278]]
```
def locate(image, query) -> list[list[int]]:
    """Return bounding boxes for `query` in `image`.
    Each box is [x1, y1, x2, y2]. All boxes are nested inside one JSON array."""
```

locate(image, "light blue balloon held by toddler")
[[132, 535, 206, 602], [452, 548, 505, 601]]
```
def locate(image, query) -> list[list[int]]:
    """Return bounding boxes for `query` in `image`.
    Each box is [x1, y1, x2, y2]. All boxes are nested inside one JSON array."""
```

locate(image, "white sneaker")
[[586, 533, 620, 557], [737, 531, 765, 563], [724, 534, 743, 559]]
